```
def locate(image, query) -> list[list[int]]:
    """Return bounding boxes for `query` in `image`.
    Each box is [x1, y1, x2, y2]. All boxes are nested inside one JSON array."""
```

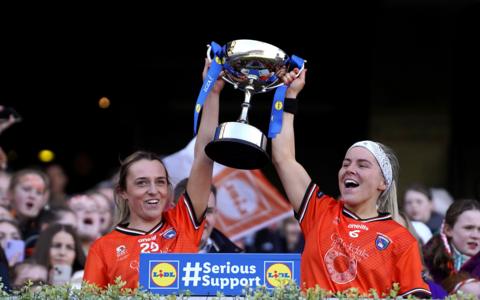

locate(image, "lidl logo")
[[151, 262, 178, 287], [274, 101, 283, 110], [265, 263, 292, 287]]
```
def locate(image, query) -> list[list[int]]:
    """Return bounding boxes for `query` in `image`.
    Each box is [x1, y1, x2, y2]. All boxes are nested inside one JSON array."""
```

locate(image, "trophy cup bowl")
[[205, 40, 290, 170]]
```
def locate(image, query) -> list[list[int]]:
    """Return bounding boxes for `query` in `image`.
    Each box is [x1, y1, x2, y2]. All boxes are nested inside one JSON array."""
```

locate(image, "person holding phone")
[[0, 219, 22, 266], [32, 224, 85, 286]]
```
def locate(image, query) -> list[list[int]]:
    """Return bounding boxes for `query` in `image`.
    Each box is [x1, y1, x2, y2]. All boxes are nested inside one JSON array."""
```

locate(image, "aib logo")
[[151, 262, 178, 287], [265, 263, 292, 287]]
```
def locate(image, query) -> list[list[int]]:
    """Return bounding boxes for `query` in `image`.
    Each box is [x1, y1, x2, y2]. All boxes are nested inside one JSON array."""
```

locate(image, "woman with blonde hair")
[[271, 68, 430, 297]]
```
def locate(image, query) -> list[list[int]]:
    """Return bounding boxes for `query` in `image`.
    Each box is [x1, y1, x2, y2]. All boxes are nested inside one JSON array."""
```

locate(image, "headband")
[[349, 140, 393, 190]]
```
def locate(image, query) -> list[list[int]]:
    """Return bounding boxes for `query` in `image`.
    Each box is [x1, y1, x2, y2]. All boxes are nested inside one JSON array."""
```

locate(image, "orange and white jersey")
[[83, 193, 204, 289], [296, 182, 430, 298]]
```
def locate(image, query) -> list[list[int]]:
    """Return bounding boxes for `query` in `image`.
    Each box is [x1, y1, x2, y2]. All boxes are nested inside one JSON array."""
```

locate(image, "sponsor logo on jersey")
[[324, 248, 357, 284], [330, 233, 369, 261], [138, 235, 157, 243], [348, 223, 369, 238], [265, 263, 292, 287], [375, 234, 391, 251], [347, 224, 369, 231], [151, 262, 178, 287], [162, 228, 177, 239], [349, 229, 361, 238]]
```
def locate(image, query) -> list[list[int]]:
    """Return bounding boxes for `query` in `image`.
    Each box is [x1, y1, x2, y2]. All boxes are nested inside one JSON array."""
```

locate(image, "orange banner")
[[213, 168, 293, 241]]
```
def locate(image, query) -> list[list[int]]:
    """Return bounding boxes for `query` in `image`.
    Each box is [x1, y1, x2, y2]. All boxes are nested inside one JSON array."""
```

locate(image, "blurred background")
[[1, 1, 478, 201]]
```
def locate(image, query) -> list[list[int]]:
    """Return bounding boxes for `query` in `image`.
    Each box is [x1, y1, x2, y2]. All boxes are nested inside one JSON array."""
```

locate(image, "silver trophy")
[[204, 39, 302, 170]]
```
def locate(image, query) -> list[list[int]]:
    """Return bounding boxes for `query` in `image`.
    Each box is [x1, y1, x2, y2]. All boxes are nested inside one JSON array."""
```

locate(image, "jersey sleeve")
[[83, 241, 108, 288], [167, 191, 205, 245], [395, 242, 431, 298], [295, 182, 335, 235]]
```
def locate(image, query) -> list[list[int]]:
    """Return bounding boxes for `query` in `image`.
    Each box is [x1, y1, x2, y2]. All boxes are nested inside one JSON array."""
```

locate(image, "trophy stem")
[[238, 88, 253, 124]]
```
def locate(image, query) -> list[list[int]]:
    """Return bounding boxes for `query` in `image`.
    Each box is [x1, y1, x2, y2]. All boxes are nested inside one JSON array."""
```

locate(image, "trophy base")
[[205, 122, 269, 170]]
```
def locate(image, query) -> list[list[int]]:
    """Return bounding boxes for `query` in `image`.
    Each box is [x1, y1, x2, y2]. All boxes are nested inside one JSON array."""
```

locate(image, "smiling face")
[[338, 147, 387, 216], [49, 230, 76, 267], [121, 159, 170, 228], [12, 174, 48, 219], [445, 209, 480, 257]]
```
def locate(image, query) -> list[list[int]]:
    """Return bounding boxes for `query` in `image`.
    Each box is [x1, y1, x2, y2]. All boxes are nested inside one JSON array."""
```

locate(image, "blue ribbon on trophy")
[[267, 55, 305, 138], [193, 41, 224, 134]]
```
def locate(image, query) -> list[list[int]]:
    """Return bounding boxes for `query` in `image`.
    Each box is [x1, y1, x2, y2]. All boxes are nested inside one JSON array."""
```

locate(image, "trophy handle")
[[266, 60, 307, 90], [206, 44, 238, 89], [206, 44, 213, 62], [221, 76, 238, 89]]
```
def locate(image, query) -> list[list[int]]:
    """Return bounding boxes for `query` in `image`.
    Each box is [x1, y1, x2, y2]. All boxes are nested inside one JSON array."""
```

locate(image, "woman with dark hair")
[[83, 59, 222, 289], [0, 219, 22, 267], [32, 224, 85, 285], [423, 199, 480, 288]]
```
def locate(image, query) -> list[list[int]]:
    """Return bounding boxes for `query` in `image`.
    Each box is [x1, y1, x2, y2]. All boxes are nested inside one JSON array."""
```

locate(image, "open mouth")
[[83, 218, 93, 225], [467, 241, 479, 250], [344, 179, 359, 188], [26, 202, 34, 209], [145, 199, 159, 205]]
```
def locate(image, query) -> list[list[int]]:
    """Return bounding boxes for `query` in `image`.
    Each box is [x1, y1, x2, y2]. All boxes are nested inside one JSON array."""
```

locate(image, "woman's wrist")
[[283, 97, 298, 115], [285, 92, 298, 99]]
